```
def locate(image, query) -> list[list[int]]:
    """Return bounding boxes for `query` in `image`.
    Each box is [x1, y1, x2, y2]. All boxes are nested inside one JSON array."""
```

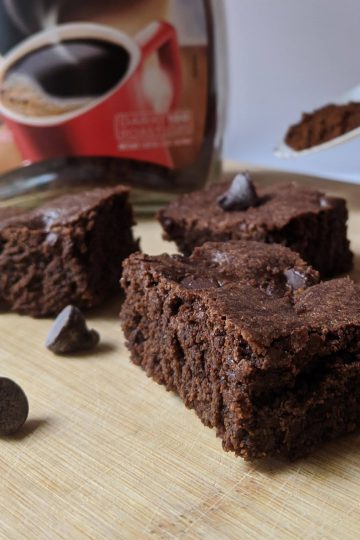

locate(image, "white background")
[[222, 0, 360, 184]]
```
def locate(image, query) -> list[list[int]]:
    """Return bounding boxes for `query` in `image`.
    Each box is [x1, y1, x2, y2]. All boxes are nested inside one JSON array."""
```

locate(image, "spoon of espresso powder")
[[275, 85, 360, 157]]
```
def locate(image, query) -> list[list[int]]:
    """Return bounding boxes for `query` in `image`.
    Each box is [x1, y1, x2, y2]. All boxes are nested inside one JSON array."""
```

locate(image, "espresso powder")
[[285, 101, 360, 151]]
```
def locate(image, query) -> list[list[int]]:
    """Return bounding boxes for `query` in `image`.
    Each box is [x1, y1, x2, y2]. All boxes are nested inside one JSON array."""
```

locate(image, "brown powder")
[[285, 101, 360, 151]]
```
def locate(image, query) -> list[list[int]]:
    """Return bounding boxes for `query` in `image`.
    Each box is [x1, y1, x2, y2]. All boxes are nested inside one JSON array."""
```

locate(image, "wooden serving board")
[[0, 170, 359, 540]]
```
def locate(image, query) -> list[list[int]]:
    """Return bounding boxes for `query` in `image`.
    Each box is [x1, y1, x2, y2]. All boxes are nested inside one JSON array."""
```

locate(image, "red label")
[[0, 1, 209, 173]]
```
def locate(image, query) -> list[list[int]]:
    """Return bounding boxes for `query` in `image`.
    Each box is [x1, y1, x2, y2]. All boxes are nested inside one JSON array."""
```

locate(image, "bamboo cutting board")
[[0, 170, 359, 540]]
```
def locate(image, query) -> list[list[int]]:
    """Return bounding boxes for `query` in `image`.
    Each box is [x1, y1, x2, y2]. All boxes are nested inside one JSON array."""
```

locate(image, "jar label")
[[0, 0, 210, 171]]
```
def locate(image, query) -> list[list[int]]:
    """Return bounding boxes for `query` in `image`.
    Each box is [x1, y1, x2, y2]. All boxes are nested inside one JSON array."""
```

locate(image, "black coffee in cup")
[[0, 39, 130, 117]]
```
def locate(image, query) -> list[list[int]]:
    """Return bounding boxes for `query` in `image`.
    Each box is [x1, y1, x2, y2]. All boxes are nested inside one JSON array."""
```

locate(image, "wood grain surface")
[[0, 170, 359, 540]]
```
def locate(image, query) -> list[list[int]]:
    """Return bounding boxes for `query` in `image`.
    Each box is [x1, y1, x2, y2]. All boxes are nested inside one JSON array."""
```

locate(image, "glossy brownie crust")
[[121, 241, 360, 460], [158, 182, 353, 277], [0, 187, 138, 317]]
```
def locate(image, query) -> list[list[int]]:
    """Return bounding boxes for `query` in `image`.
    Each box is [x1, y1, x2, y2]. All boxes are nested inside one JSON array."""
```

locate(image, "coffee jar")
[[0, 0, 226, 211]]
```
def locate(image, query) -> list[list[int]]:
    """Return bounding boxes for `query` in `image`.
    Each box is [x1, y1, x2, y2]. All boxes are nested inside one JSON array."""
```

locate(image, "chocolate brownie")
[[285, 102, 360, 151], [120, 241, 360, 460], [0, 186, 138, 317], [158, 179, 353, 277]]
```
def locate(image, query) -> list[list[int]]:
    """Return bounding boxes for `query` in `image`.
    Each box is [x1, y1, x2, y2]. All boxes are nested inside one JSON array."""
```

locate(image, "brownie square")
[[158, 181, 353, 277], [0, 186, 138, 317], [121, 241, 360, 460]]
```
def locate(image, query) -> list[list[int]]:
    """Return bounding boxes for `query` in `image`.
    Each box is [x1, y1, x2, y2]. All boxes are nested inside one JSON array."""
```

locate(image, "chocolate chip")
[[0, 378, 29, 435], [284, 268, 308, 291], [45, 305, 100, 355], [181, 276, 219, 289], [217, 172, 259, 211]]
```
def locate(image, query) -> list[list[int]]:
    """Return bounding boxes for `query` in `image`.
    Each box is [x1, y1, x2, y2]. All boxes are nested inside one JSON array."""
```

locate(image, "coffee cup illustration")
[[0, 21, 182, 167]]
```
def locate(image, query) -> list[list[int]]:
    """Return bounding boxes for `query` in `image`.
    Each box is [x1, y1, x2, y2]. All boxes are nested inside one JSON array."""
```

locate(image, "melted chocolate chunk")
[[0, 378, 29, 435], [320, 196, 330, 208], [284, 268, 309, 291], [46, 305, 100, 355], [181, 276, 219, 289], [217, 172, 259, 211]]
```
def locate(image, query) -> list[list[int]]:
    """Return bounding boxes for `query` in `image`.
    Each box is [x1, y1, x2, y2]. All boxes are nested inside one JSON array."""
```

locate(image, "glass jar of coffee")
[[0, 0, 226, 212]]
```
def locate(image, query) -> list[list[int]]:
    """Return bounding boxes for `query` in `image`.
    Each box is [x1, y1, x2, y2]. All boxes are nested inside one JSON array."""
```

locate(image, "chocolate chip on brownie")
[[46, 305, 100, 355], [0, 378, 29, 435], [217, 172, 259, 211]]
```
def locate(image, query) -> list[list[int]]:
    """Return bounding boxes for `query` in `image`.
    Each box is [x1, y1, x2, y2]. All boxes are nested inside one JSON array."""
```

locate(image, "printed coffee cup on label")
[[0, 21, 181, 167]]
